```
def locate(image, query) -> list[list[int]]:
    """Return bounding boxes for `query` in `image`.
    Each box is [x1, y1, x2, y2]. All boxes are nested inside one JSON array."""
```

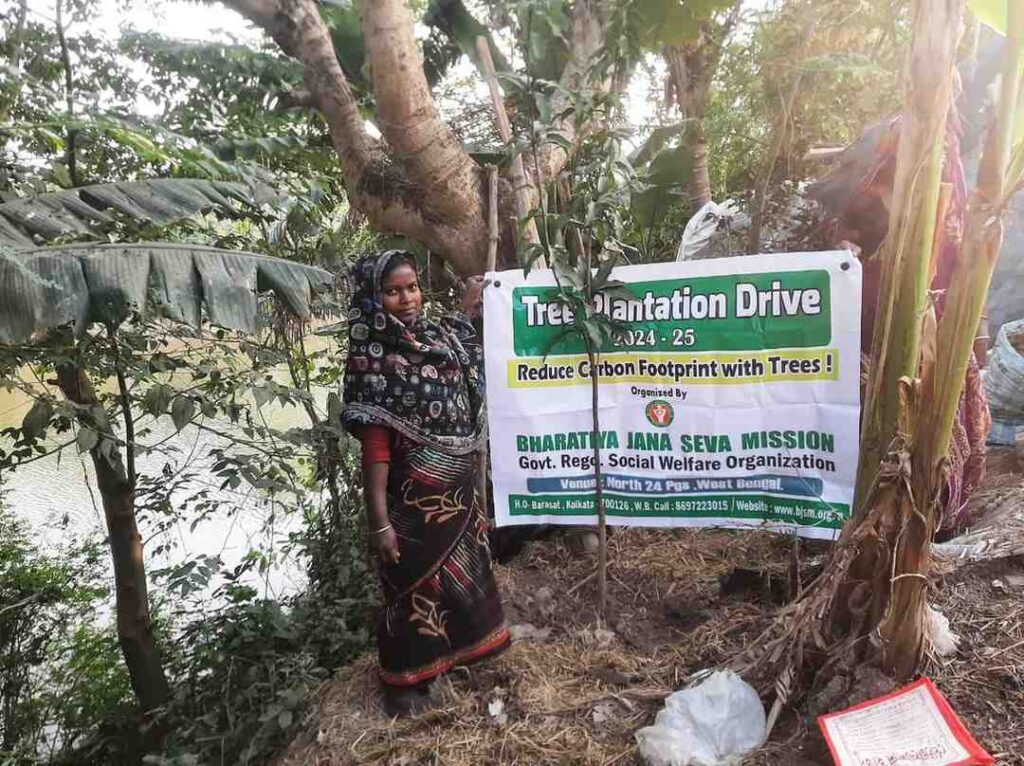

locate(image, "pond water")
[[0, 339, 341, 603]]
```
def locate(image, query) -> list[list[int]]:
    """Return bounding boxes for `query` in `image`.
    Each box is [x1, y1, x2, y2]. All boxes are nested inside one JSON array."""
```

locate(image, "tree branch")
[[0, 593, 41, 618], [218, 0, 491, 275], [54, 0, 78, 186], [360, 0, 483, 222], [274, 86, 317, 111]]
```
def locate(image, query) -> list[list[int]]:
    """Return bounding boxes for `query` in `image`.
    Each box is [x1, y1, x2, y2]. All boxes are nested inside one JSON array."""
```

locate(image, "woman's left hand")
[[460, 276, 488, 318]]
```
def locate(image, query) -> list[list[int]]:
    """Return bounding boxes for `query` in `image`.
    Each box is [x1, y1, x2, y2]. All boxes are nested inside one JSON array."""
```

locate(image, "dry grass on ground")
[[274, 452, 1024, 766]]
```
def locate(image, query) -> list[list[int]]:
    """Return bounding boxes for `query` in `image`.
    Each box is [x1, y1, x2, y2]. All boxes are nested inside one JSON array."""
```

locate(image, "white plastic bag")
[[635, 671, 766, 766], [675, 200, 748, 262], [926, 605, 960, 657]]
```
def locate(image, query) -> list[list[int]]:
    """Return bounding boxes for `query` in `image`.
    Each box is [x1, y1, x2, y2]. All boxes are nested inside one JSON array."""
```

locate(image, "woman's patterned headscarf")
[[341, 251, 485, 454]]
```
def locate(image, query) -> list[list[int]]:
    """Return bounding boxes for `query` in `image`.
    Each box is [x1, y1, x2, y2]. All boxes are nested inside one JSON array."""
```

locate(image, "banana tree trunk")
[[827, 0, 964, 678], [853, 0, 962, 508], [55, 362, 171, 715], [876, 5, 1023, 677]]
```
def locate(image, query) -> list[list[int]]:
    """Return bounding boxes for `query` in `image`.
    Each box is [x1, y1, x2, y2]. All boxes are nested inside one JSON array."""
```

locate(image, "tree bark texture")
[[220, 0, 607, 276], [664, 10, 737, 210], [221, 0, 487, 274], [55, 363, 171, 714]]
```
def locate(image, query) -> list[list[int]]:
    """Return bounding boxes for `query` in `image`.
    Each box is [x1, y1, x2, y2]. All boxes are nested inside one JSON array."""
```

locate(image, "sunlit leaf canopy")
[[0, 243, 333, 343]]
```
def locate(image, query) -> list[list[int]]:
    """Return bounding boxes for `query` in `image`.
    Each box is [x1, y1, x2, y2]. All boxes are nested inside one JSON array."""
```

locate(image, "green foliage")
[[628, 0, 735, 47], [0, 503, 130, 762], [0, 293, 380, 764], [119, 33, 304, 142], [704, 0, 906, 202], [517, 0, 571, 81], [629, 145, 694, 235]]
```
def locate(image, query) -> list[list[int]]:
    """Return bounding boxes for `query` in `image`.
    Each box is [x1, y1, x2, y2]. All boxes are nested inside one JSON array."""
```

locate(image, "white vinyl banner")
[[483, 252, 862, 540]]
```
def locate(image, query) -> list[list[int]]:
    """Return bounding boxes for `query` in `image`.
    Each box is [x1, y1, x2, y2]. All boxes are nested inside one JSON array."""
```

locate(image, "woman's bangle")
[[374, 523, 393, 535]]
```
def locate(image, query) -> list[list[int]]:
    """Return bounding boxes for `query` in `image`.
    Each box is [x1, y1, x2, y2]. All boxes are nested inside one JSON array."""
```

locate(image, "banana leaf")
[[0, 242, 333, 343], [0, 179, 269, 248]]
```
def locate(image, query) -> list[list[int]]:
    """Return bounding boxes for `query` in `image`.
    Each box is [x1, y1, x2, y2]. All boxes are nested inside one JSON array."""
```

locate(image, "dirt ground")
[[273, 451, 1024, 766]]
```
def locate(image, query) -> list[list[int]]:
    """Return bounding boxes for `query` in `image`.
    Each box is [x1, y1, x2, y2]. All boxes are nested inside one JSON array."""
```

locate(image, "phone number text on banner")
[[483, 251, 862, 541]]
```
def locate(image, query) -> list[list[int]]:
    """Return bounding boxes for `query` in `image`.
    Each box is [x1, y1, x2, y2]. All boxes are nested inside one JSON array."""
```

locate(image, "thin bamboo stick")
[[475, 36, 545, 268], [479, 165, 501, 516], [487, 165, 499, 273]]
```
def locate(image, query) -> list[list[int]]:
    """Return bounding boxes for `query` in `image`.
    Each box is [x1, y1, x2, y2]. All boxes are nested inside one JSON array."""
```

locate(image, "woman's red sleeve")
[[357, 425, 392, 466]]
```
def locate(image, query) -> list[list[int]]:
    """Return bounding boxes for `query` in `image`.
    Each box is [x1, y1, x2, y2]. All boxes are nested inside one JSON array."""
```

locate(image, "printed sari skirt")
[[377, 438, 509, 687]]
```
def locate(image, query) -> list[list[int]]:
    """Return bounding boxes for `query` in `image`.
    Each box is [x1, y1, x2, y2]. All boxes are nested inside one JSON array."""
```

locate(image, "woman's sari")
[[375, 438, 508, 685], [341, 251, 509, 687]]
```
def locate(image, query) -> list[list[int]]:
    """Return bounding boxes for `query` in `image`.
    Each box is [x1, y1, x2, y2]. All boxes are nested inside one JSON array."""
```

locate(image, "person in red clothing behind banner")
[[341, 250, 509, 717]]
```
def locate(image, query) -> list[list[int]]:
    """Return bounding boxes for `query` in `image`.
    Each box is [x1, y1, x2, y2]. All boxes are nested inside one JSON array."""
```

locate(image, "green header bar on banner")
[[512, 270, 832, 357]]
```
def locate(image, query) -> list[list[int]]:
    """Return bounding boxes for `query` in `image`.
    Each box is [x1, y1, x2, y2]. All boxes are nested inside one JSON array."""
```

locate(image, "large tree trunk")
[[221, 0, 609, 276], [55, 363, 171, 715], [223, 0, 489, 274], [663, 12, 737, 211], [665, 44, 712, 209]]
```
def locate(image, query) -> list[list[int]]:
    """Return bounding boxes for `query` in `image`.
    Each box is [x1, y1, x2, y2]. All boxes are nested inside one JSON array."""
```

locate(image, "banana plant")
[[0, 178, 272, 249]]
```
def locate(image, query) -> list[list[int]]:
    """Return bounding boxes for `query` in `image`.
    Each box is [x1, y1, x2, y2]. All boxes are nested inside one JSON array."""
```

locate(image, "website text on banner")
[[483, 251, 862, 541]]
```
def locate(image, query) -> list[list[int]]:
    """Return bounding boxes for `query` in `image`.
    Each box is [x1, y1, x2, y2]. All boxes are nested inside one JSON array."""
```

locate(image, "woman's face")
[[381, 263, 422, 324]]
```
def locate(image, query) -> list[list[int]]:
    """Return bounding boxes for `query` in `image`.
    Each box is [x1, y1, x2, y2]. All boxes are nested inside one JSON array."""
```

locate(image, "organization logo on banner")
[[645, 399, 674, 428]]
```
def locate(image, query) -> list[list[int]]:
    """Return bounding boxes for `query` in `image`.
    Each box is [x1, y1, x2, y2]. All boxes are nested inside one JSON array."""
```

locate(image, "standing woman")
[[341, 251, 509, 716]]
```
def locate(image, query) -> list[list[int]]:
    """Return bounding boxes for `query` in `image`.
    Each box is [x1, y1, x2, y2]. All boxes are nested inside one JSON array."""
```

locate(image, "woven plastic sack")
[[985, 319, 1024, 420], [635, 671, 766, 766]]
